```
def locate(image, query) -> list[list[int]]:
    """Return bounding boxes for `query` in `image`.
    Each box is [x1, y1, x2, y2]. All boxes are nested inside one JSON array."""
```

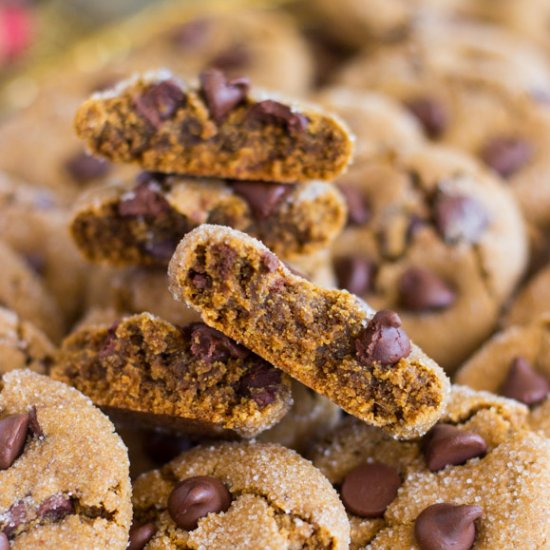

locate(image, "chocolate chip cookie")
[[310, 385, 549, 549], [456, 313, 550, 437], [70, 171, 346, 266], [74, 69, 353, 183], [52, 313, 292, 438], [331, 145, 527, 370], [0, 369, 132, 548], [131, 441, 350, 549], [168, 224, 450, 439]]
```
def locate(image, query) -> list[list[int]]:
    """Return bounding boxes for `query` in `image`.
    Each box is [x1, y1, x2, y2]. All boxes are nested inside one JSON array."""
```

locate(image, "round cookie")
[[0, 307, 54, 375], [131, 441, 350, 549], [310, 385, 549, 549], [0, 369, 132, 548], [332, 144, 527, 371], [456, 314, 550, 437]]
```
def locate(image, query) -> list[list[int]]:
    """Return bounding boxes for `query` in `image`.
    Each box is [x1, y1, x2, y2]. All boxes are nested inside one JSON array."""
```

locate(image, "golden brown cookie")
[[52, 313, 292, 438], [0, 369, 132, 549], [75, 69, 353, 183], [310, 385, 549, 549], [131, 442, 350, 549], [168, 225, 450, 439]]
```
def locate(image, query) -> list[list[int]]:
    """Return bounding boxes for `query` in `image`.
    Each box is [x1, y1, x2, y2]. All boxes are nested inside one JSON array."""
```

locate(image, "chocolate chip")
[[422, 424, 487, 472], [189, 323, 249, 363], [434, 193, 489, 244], [239, 362, 281, 407], [118, 180, 171, 218], [24, 253, 46, 276], [28, 407, 44, 439], [340, 463, 401, 518], [171, 18, 210, 49], [133, 81, 185, 128], [211, 243, 238, 279], [189, 270, 211, 290], [246, 100, 308, 133], [209, 43, 251, 72], [168, 476, 232, 530], [143, 431, 193, 466], [64, 151, 110, 184], [500, 356, 550, 406], [415, 503, 482, 550], [199, 69, 250, 123], [0, 413, 30, 470], [399, 267, 456, 312], [335, 256, 375, 295], [128, 522, 157, 550], [337, 184, 370, 226], [231, 181, 293, 219], [0, 532, 8, 550], [480, 137, 533, 178], [3, 501, 26, 537], [405, 97, 448, 138], [38, 494, 74, 522], [356, 310, 411, 366]]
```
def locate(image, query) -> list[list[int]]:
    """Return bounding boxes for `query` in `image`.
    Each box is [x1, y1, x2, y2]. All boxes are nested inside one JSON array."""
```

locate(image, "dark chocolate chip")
[[415, 503, 482, 550], [239, 362, 281, 407], [211, 243, 238, 279], [246, 100, 308, 133], [118, 180, 171, 218], [142, 431, 193, 466], [337, 184, 370, 226], [335, 256, 375, 295], [143, 238, 179, 262], [405, 97, 448, 138], [199, 69, 250, 123], [422, 424, 487, 472], [262, 252, 280, 273], [128, 522, 157, 550], [0, 532, 8, 550], [24, 253, 46, 276], [37, 494, 74, 522], [188, 270, 211, 290], [189, 323, 249, 363], [480, 136, 533, 178], [133, 80, 185, 128], [209, 43, 251, 72], [434, 193, 489, 244], [28, 407, 44, 439], [399, 267, 456, 312], [171, 18, 210, 49], [500, 356, 550, 406], [356, 310, 411, 366], [231, 181, 293, 219], [340, 463, 401, 518], [0, 413, 30, 470], [3, 501, 26, 537], [64, 151, 110, 184], [168, 476, 232, 530]]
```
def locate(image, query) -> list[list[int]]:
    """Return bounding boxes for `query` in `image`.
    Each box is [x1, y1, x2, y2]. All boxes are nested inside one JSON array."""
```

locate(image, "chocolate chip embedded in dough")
[[64, 151, 111, 184], [405, 96, 448, 138], [337, 184, 370, 226], [133, 81, 186, 128], [399, 268, 456, 312], [480, 136, 533, 178], [246, 100, 307, 133], [0, 413, 30, 470], [231, 181, 293, 219], [334, 256, 375, 295], [188, 323, 249, 363], [199, 69, 250, 123], [238, 362, 282, 408], [128, 522, 157, 550], [500, 356, 550, 406]]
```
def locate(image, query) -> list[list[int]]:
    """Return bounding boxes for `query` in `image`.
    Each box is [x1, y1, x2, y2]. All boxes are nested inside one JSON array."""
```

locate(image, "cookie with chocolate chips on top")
[[74, 69, 353, 183], [52, 313, 292, 438], [0, 369, 132, 549], [310, 385, 550, 549], [131, 441, 350, 549], [168, 224, 450, 439]]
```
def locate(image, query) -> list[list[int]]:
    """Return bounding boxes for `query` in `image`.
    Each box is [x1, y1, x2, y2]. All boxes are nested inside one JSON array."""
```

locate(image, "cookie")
[[0, 307, 54, 375], [70, 171, 347, 266], [168, 224, 450, 439], [310, 385, 550, 549], [331, 145, 527, 370], [456, 314, 550, 437], [74, 69, 353, 183], [0, 240, 64, 343], [52, 313, 292, 438], [0, 369, 132, 549], [131, 441, 350, 549]]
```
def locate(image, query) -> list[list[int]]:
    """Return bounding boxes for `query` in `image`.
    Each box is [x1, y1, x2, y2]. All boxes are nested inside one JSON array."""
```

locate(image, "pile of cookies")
[[0, 2, 549, 549]]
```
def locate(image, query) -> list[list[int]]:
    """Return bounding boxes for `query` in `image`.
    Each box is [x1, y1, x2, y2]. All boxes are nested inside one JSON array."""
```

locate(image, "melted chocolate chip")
[[340, 463, 401, 518], [188, 270, 211, 290], [133, 81, 185, 128], [480, 137, 533, 178], [143, 238, 179, 262], [171, 18, 210, 49], [399, 267, 456, 312], [0, 413, 30, 470], [168, 476, 232, 530], [422, 424, 487, 472], [142, 431, 193, 466], [246, 100, 308, 133], [262, 252, 280, 273], [500, 357, 550, 406], [231, 181, 293, 219], [434, 193, 489, 244], [118, 180, 171, 218], [3, 501, 26, 537], [128, 522, 157, 550], [64, 151, 110, 183], [37, 494, 74, 522], [211, 243, 238, 278], [209, 43, 251, 71], [199, 69, 250, 123], [335, 256, 375, 295], [337, 184, 370, 226], [189, 323, 249, 363], [405, 96, 448, 138], [415, 503, 482, 550], [238, 362, 281, 407], [28, 407, 43, 439], [355, 310, 411, 366], [0, 532, 8, 550]]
